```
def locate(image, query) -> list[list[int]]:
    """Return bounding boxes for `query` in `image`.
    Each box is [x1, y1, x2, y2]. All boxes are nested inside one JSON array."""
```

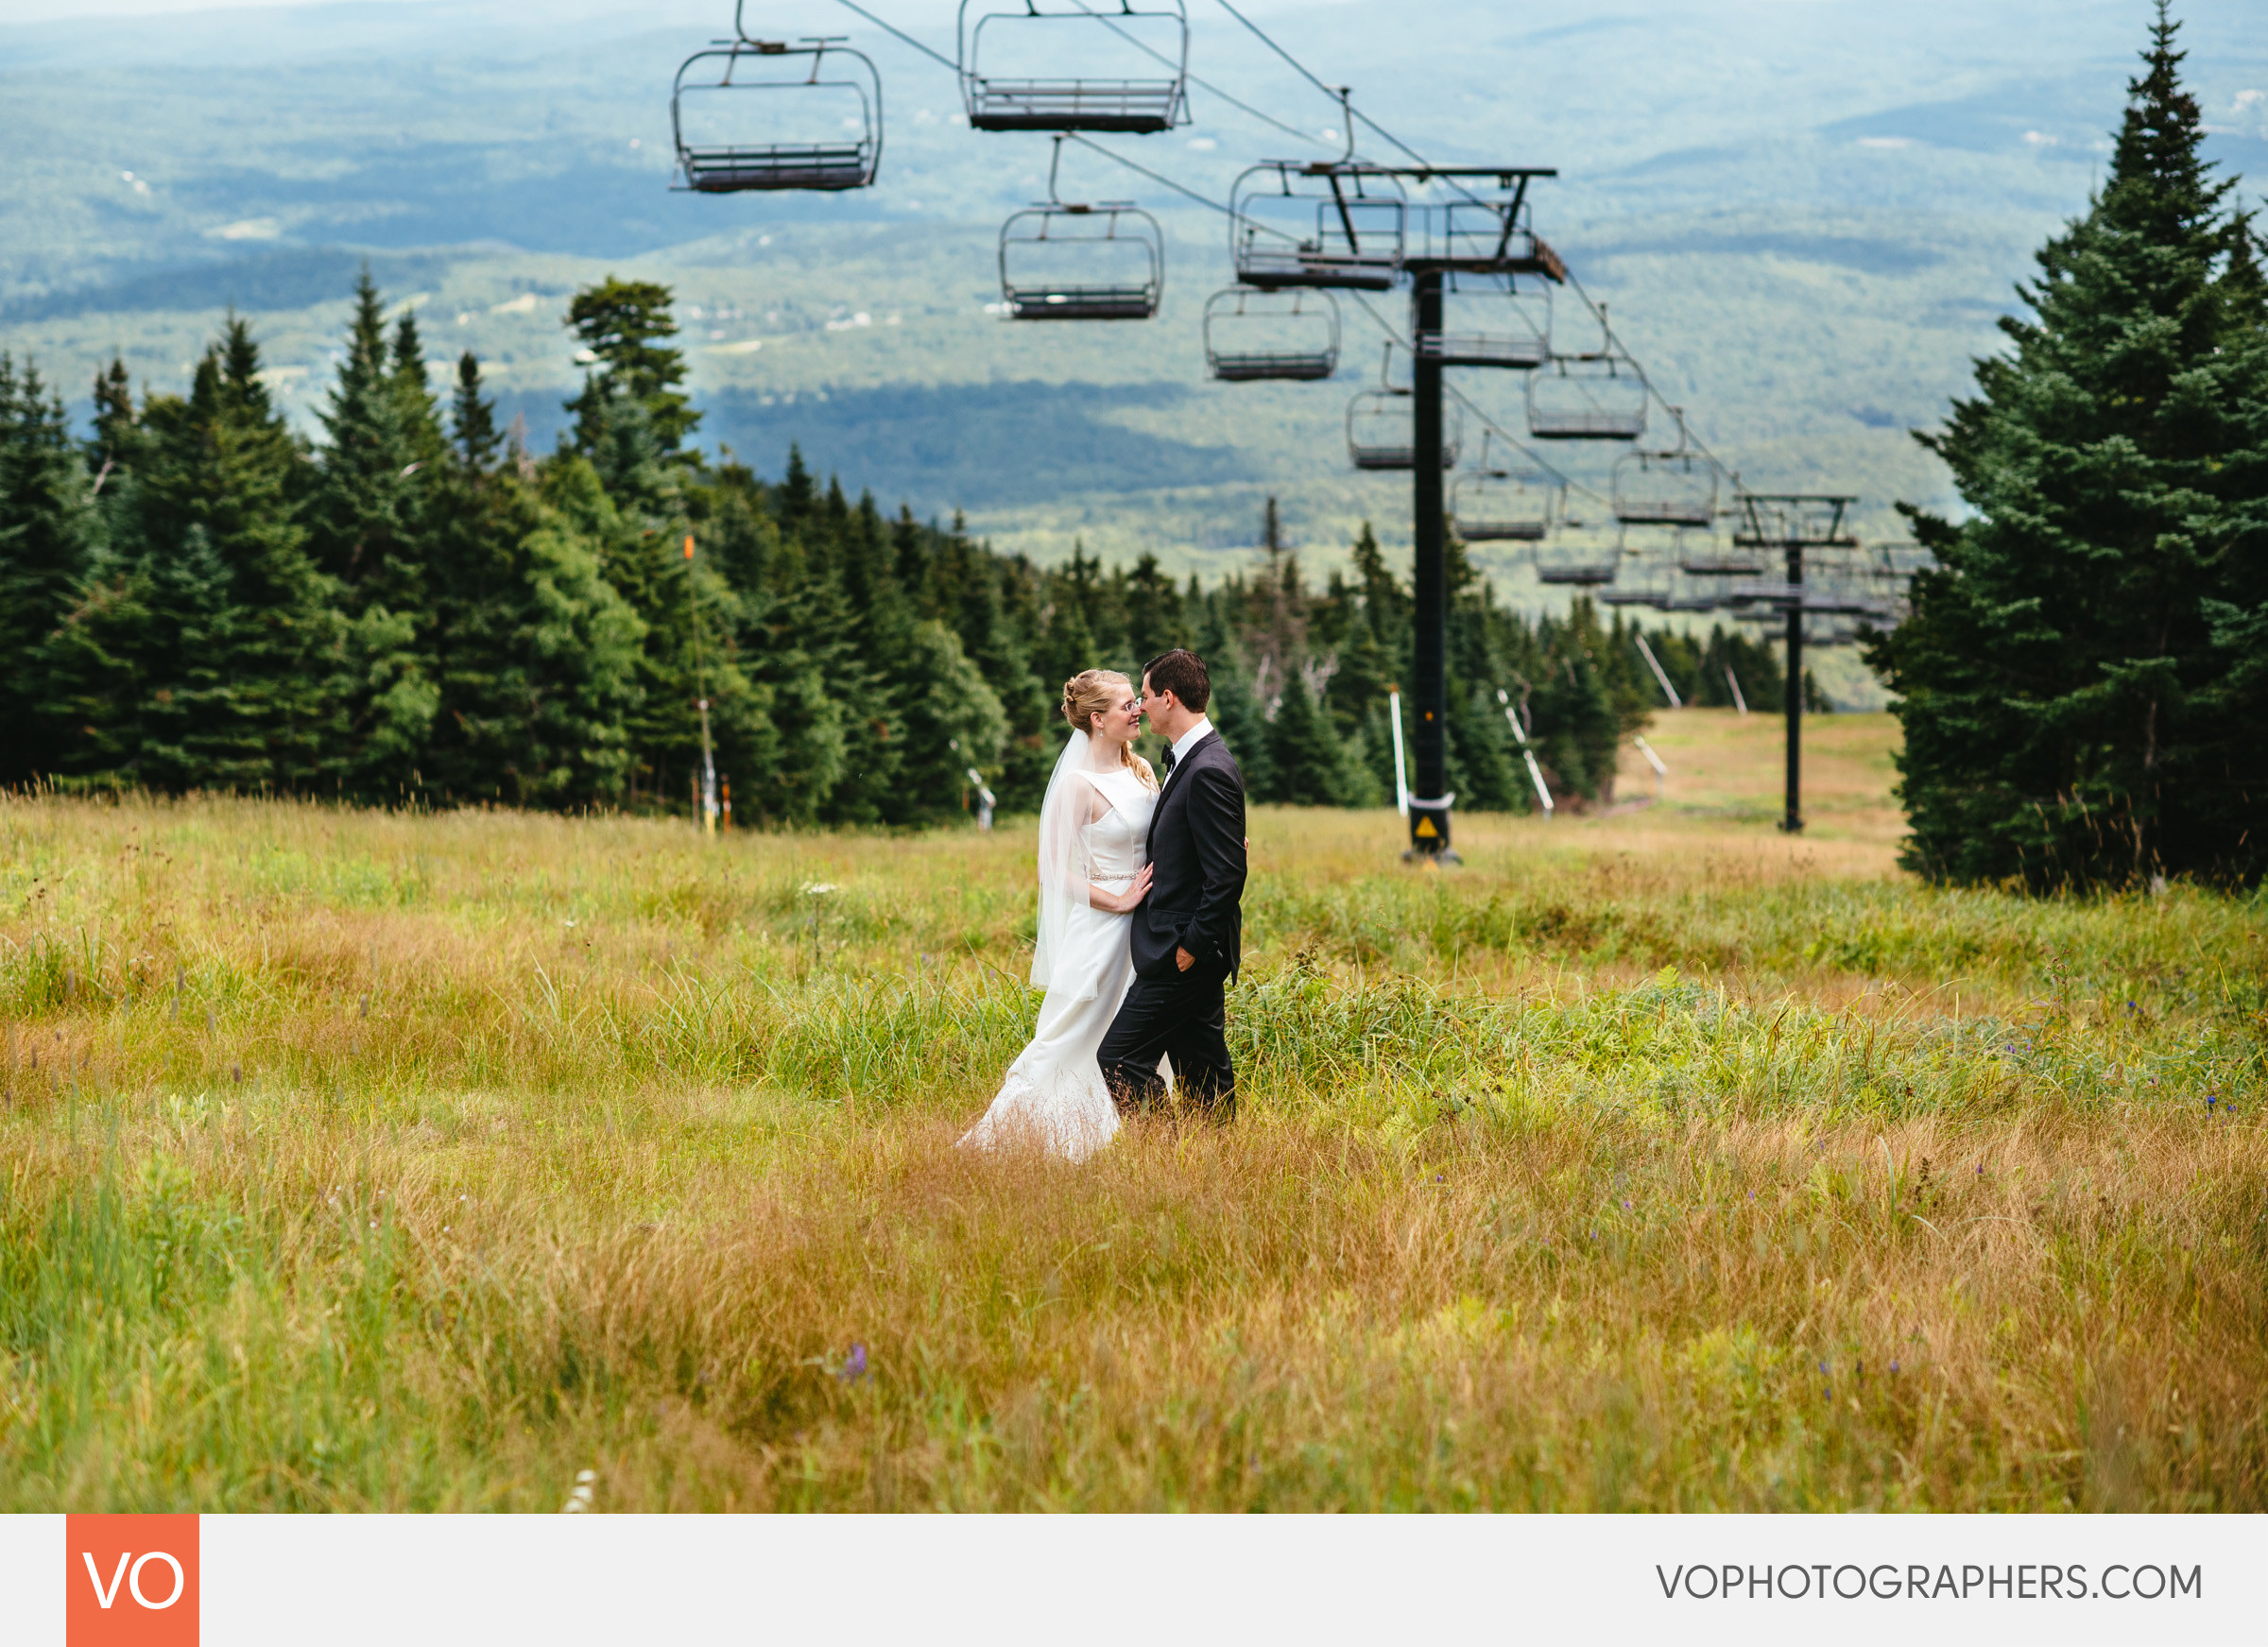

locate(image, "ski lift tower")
[[1729, 493, 1859, 833], [1400, 166, 1564, 860]]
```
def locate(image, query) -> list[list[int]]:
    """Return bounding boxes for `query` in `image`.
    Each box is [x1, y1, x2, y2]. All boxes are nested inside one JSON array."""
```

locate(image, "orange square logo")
[[66, 1515, 199, 1647]]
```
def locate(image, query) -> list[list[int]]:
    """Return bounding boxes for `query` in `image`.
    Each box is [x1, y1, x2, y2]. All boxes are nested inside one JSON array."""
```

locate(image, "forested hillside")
[[0, 272, 1798, 817]]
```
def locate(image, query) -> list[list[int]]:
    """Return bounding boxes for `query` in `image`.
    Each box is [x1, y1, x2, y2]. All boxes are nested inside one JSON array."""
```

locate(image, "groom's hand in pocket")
[[1176, 946, 1195, 972]]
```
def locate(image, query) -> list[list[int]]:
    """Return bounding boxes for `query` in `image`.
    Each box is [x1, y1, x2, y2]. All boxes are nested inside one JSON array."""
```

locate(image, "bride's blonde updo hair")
[[1061, 669, 1159, 790]]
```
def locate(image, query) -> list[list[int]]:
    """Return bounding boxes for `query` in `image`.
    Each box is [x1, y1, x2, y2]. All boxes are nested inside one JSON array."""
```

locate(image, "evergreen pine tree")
[[310, 271, 416, 598], [0, 357, 101, 782], [1324, 532, 1404, 798], [935, 522, 1052, 813], [1871, 5, 2268, 885], [1123, 551, 1187, 664], [1195, 589, 1278, 798], [98, 320, 337, 791], [564, 277, 701, 462], [421, 354, 613, 805], [1435, 536, 1519, 809], [896, 619, 1009, 822], [1530, 600, 1624, 806], [776, 443, 818, 536], [1265, 668, 1357, 804], [806, 483, 905, 824], [891, 504, 932, 611], [308, 272, 442, 799], [451, 351, 502, 470], [91, 358, 136, 485], [740, 539, 847, 826], [1039, 557, 1102, 695]]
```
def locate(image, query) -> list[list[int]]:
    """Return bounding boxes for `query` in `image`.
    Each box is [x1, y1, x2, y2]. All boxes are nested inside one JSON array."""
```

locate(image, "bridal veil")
[[1030, 727, 1114, 1001]]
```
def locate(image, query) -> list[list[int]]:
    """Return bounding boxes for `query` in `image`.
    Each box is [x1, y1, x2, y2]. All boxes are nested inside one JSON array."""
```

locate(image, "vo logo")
[[66, 1515, 198, 1646]]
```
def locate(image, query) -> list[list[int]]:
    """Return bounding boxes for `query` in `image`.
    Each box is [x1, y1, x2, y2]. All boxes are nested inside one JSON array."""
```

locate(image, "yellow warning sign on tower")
[[1414, 815, 1438, 839]]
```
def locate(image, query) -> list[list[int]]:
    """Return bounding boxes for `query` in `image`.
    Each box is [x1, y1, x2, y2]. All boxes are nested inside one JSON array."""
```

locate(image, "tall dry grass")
[[2, 714, 2262, 1510]]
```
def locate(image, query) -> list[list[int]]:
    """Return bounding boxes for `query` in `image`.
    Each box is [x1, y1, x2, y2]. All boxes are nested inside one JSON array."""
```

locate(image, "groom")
[[1100, 648, 1247, 1121]]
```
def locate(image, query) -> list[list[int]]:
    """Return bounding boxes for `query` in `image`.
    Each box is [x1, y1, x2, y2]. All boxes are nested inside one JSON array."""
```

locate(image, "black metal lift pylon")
[[1397, 169, 1563, 861]]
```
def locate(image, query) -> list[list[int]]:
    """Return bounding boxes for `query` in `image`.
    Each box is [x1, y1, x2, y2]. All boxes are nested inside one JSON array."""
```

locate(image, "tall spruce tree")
[[1266, 667, 1359, 804], [83, 320, 336, 791], [420, 353, 644, 807], [1871, 5, 2268, 885], [0, 357, 100, 783], [310, 276, 444, 798], [311, 272, 419, 599], [564, 276, 701, 497]]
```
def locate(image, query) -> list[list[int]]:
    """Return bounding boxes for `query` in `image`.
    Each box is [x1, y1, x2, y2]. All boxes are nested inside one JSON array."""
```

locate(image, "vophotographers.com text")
[[1656, 1563, 2203, 1602]]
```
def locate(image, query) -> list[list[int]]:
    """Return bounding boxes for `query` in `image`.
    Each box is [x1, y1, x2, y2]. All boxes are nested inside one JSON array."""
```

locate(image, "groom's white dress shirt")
[[1168, 716, 1213, 770]]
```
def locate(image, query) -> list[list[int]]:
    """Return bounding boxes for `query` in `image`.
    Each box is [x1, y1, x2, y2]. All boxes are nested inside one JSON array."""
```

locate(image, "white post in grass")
[[1497, 688, 1554, 817], [1634, 633, 1682, 709], [966, 766, 996, 832], [1387, 688, 1411, 818], [1633, 733, 1667, 801], [687, 533, 719, 835], [1725, 665, 1749, 714]]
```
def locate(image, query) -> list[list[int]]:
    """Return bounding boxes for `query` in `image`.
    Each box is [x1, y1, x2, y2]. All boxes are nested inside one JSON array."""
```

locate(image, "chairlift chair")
[[1348, 390, 1460, 470], [1347, 344, 1457, 471], [1873, 541, 1937, 581], [1526, 353, 1647, 440], [1449, 433, 1554, 540], [1722, 578, 1802, 609], [997, 137, 1163, 320], [1231, 161, 1406, 290], [671, 19, 882, 193], [958, 0, 1189, 132], [1803, 590, 1897, 618], [1597, 580, 1668, 609], [1202, 287, 1339, 381], [1611, 417, 1718, 526], [1676, 541, 1765, 576], [1417, 273, 1552, 369], [1532, 539, 1622, 586]]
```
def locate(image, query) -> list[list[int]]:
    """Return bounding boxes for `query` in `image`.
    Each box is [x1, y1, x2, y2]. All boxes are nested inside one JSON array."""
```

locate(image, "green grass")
[[2, 722, 2264, 1510]]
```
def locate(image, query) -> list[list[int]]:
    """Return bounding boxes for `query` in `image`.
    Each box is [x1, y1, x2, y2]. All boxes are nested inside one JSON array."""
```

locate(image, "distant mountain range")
[[4, 0, 2263, 630]]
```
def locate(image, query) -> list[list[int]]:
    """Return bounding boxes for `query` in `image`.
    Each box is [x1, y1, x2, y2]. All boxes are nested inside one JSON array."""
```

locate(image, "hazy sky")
[[0, 0, 1330, 20], [1, 0, 1337, 21]]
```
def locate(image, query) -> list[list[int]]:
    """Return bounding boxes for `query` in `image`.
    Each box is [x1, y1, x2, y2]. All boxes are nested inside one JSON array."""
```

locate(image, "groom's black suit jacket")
[[1136, 729, 1247, 983]]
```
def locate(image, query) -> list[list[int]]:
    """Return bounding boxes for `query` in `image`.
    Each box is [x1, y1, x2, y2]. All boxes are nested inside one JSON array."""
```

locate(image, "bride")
[[959, 669, 1159, 1162]]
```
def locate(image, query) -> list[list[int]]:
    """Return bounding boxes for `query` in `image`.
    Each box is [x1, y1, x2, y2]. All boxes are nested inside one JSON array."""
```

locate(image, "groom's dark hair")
[[1143, 648, 1211, 712]]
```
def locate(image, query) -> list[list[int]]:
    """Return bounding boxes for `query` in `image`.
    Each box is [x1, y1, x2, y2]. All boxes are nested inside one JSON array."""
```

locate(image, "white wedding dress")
[[960, 747, 1158, 1162]]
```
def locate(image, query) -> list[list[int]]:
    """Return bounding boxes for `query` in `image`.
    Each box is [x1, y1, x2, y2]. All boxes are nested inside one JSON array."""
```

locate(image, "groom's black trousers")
[[1098, 969, 1235, 1119]]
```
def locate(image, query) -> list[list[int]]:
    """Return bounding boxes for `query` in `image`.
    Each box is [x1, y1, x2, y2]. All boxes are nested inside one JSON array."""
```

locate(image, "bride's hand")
[[1095, 865, 1153, 913]]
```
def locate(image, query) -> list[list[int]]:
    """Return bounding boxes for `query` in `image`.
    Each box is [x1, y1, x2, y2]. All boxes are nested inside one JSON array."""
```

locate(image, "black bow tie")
[[1160, 747, 1177, 777]]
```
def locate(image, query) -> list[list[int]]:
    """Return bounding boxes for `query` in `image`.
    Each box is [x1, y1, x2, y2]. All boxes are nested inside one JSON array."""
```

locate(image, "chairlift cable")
[[1208, 0, 1340, 100], [820, 0, 1736, 521], [828, 0, 960, 73], [1448, 382, 1602, 509], [1555, 265, 1737, 487], [1064, 132, 1236, 217], [818, 4, 1253, 228], [1344, 290, 1599, 506], [1208, 2, 1731, 482], [1211, 0, 1495, 211], [1060, 0, 1338, 152]]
